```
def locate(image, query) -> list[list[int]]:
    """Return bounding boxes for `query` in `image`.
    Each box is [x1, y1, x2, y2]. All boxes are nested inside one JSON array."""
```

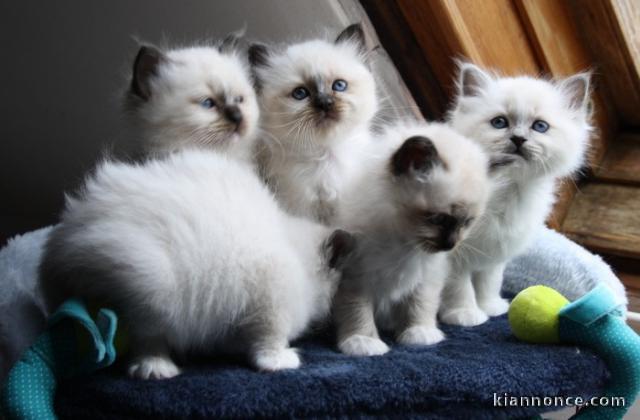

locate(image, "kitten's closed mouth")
[[418, 239, 457, 253], [315, 111, 341, 127], [495, 148, 529, 166]]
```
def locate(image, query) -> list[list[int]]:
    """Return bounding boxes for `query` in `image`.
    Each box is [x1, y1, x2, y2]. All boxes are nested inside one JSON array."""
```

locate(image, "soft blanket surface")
[[53, 316, 608, 419], [1, 225, 624, 417]]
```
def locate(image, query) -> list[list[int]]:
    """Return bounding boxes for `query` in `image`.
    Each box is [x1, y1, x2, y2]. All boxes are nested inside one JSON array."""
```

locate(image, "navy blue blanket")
[[54, 316, 608, 419]]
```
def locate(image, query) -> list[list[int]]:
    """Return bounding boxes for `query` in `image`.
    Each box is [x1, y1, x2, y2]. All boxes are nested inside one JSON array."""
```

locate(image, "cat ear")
[[559, 72, 591, 112], [325, 229, 357, 270], [335, 23, 367, 55], [248, 43, 271, 68], [131, 45, 165, 101], [458, 62, 491, 97], [218, 29, 244, 54], [391, 136, 443, 178]]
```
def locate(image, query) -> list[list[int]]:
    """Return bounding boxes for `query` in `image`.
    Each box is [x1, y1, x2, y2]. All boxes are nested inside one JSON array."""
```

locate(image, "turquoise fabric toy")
[[509, 284, 640, 419], [1, 299, 118, 420]]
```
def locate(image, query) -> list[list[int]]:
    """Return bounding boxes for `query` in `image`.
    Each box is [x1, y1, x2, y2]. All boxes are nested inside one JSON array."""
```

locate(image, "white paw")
[[338, 334, 390, 356], [128, 356, 181, 380], [253, 347, 301, 371], [440, 307, 488, 327], [397, 325, 445, 346], [479, 297, 509, 317]]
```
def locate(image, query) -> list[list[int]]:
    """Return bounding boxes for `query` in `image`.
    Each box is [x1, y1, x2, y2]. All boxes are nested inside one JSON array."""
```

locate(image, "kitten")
[[249, 24, 378, 224], [125, 35, 259, 161], [39, 150, 356, 378], [333, 122, 490, 356], [440, 62, 592, 327]]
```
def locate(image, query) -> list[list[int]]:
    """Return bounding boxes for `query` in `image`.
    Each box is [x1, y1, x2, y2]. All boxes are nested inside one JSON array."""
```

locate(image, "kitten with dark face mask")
[[334, 122, 490, 356], [441, 62, 592, 327], [125, 35, 259, 161], [249, 24, 378, 224]]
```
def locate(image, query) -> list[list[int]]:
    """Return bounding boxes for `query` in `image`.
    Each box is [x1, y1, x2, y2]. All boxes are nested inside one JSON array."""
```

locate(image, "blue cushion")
[[54, 315, 608, 419]]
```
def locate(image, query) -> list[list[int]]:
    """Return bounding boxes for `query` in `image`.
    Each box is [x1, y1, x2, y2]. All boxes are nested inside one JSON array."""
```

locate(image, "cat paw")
[[397, 325, 445, 346], [440, 307, 488, 327], [339, 335, 389, 356], [479, 297, 510, 317], [253, 348, 301, 371], [128, 356, 181, 380]]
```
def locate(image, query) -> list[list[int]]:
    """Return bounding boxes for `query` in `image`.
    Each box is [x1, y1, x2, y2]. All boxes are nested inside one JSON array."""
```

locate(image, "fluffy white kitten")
[[125, 35, 259, 161], [334, 122, 490, 356], [440, 63, 592, 327], [249, 24, 378, 224], [39, 150, 355, 378]]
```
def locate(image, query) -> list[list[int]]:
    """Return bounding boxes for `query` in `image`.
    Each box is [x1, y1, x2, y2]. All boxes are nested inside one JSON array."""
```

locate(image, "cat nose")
[[313, 94, 334, 112], [438, 237, 456, 251], [510, 135, 527, 148], [223, 106, 243, 125]]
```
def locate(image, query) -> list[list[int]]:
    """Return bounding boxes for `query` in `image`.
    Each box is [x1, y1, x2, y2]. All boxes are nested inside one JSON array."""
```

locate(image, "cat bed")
[[0, 226, 627, 417], [50, 316, 608, 419]]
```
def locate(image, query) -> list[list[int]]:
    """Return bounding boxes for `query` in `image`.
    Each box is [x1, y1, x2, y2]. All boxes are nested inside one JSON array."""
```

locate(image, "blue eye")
[[291, 86, 309, 100], [201, 98, 216, 109], [490, 116, 509, 129], [332, 79, 348, 92], [531, 120, 549, 133]]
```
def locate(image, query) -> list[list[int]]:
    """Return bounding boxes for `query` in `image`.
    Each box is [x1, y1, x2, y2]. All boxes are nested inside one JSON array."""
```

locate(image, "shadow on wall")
[[0, 0, 350, 245]]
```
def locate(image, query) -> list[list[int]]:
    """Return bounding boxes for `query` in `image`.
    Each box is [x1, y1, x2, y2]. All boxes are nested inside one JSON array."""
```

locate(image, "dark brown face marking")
[[326, 229, 357, 270], [423, 212, 459, 251], [418, 205, 473, 252], [313, 93, 335, 112], [223, 105, 243, 126], [298, 77, 340, 121], [510, 135, 527, 149], [131, 46, 165, 101], [391, 136, 443, 177]]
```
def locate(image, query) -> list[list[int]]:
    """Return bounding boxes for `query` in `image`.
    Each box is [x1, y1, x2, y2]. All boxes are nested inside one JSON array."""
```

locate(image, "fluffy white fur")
[[251, 24, 378, 224], [39, 150, 353, 378], [334, 122, 491, 356], [441, 63, 593, 326], [126, 42, 259, 161]]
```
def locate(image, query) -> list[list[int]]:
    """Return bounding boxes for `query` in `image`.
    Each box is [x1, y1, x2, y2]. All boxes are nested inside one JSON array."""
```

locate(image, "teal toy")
[[1, 299, 119, 420], [509, 284, 640, 419]]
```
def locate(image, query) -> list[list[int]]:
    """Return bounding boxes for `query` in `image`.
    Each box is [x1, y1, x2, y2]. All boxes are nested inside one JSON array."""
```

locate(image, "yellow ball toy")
[[508, 285, 569, 344]]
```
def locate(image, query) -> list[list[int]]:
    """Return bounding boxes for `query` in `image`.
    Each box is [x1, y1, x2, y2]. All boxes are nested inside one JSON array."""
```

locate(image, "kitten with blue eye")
[[249, 24, 378, 224], [125, 34, 259, 161], [440, 62, 592, 327], [333, 122, 490, 356]]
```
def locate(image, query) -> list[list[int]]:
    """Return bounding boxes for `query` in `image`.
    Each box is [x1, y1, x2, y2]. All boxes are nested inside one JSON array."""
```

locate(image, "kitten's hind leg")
[[474, 262, 509, 317], [246, 314, 301, 372], [127, 336, 180, 380], [439, 270, 488, 327], [334, 288, 389, 356]]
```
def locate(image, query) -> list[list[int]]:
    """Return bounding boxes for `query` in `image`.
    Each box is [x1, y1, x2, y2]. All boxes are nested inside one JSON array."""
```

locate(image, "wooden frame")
[[362, 0, 640, 310]]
